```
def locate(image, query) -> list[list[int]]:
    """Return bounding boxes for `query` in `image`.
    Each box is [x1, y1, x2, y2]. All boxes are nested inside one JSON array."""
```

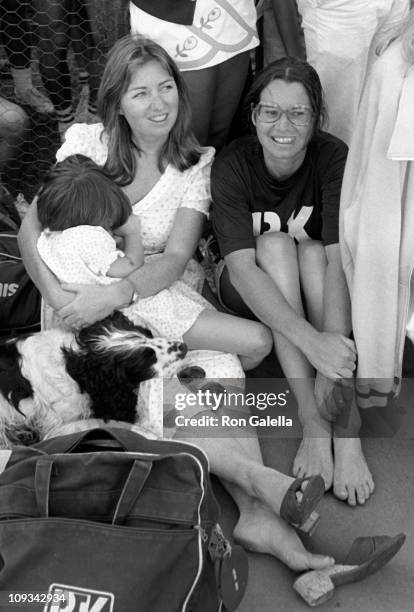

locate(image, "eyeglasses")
[[253, 103, 314, 126]]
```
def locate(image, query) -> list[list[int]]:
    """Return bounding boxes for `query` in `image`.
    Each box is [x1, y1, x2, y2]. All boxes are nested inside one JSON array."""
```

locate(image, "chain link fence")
[[0, 0, 129, 202], [1, 1, 414, 203]]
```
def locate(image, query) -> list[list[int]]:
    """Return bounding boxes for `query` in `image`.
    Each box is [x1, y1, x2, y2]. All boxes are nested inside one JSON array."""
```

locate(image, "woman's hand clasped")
[[306, 331, 357, 380], [315, 373, 355, 422], [57, 283, 124, 328]]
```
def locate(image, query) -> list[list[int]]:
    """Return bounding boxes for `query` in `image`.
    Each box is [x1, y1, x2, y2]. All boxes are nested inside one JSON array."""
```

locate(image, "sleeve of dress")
[[180, 147, 215, 217], [77, 227, 125, 276], [319, 138, 348, 246], [211, 145, 255, 258], [55, 123, 108, 166], [378, 0, 410, 38]]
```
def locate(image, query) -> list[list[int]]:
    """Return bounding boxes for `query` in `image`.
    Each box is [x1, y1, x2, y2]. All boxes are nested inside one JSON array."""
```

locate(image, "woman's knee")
[[297, 240, 326, 261], [256, 232, 297, 270], [249, 322, 273, 360], [297, 240, 326, 269]]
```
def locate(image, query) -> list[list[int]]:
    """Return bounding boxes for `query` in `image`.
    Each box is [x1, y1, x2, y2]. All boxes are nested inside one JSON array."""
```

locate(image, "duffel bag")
[[0, 197, 40, 336], [0, 426, 248, 611]]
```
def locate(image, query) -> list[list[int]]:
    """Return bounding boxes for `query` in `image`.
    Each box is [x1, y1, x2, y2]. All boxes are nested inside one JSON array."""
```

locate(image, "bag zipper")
[[180, 452, 206, 612], [0, 517, 200, 535]]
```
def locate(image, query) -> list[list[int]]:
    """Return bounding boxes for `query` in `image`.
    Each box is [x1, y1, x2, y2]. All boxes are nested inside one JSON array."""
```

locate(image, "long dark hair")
[[97, 35, 202, 185], [37, 155, 131, 231], [245, 57, 328, 137]]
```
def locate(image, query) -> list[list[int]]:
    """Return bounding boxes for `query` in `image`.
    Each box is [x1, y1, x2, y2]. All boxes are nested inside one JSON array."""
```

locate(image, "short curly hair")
[[37, 154, 132, 231]]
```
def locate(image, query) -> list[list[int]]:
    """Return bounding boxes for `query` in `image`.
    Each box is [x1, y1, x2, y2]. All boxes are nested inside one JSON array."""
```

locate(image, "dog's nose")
[[168, 341, 187, 357], [177, 342, 187, 358]]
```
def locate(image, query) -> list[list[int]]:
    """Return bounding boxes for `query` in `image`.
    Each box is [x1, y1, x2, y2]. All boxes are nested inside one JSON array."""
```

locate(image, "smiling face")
[[120, 59, 179, 145], [253, 79, 314, 177]]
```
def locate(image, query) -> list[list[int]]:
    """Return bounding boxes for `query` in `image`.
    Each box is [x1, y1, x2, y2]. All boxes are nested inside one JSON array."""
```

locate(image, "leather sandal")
[[280, 475, 325, 535], [293, 533, 406, 606]]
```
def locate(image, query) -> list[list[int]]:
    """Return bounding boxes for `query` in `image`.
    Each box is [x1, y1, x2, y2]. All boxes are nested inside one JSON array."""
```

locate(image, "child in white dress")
[[37, 154, 272, 370]]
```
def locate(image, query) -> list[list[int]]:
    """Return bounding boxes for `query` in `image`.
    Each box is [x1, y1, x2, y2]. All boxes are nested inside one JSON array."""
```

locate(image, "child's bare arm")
[[107, 216, 144, 278]]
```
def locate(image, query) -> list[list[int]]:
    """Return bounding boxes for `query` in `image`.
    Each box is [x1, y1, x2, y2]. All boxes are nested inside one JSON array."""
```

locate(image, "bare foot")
[[293, 437, 334, 490], [234, 500, 335, 572], [333, 437, 374, 506], [248, 464, 323, 520]]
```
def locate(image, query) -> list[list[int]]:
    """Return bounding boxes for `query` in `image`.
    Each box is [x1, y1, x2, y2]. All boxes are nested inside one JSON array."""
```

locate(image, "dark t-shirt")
[[211, 132, 348, 258]]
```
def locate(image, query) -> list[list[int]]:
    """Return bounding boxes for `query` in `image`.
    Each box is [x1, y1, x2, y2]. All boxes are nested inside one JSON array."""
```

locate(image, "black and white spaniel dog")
[[0, 311, 188, 448]]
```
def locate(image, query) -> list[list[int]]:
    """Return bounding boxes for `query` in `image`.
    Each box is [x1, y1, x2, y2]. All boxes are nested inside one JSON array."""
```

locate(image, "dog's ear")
[[108, 310, 137, 331], [0, 341, 33, 410], [120, 347, 158, 385], [109, 311, 153, 338], [63, 345, 144, 423]]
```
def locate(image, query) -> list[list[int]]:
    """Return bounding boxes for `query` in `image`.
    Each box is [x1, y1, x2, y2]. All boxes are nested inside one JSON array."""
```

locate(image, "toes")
[[346, 486, 357, 506], [363, 482, 372, 501], [322, 473, 332, 491], [356, 484, 367, 505], [333, 485, 348, 501], [305, 553, 336, 571], [368, 476, 375, 493], [293, 464, 304, 479]]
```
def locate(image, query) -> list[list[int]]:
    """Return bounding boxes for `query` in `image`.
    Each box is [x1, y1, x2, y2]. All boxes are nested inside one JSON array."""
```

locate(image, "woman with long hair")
[[211, 57, 373, 506]]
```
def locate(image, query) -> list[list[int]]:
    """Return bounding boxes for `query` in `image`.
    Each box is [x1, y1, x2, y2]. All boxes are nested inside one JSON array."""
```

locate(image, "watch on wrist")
[[125, 278, 139, 305]]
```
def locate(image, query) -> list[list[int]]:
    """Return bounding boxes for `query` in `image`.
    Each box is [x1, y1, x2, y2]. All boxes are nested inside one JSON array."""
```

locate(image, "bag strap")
[[0, 211, 19, 232], [36, 428, 134, 454], [37, 427, 209, 467], [34, 455, 152, 522], [112, 459, 152, 525], [34, 456, 54, 517], [0, 251, 22, 261]]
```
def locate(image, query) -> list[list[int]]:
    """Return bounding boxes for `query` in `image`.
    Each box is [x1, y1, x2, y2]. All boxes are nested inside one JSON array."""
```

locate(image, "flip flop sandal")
[[280, 475, 325, 535], [293, 533, 406, 606]]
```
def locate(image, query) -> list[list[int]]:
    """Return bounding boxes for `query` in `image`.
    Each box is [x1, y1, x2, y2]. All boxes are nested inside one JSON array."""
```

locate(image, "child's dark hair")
[[37, 154, 132, 231]]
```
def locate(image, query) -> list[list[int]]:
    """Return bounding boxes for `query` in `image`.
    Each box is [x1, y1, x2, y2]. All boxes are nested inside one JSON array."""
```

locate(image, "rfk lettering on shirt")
[[252, 205, 314, 242]]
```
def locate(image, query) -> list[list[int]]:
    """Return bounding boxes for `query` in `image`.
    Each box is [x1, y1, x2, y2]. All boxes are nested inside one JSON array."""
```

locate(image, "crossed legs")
[[174, 397, 334, 571]]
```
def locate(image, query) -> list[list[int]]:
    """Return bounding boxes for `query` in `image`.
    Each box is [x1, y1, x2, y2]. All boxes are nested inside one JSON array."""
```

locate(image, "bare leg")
[[33, 0, 73, 118], [0, 97, 29, 191], [298, 242, 374, 504], [232, 497, 334, 571], [333, 394, 374, 506], [183, 309, 273, 370], [256, 233, 334, 488], [174, 404, 334, 571], [297, 240, 327, 331]]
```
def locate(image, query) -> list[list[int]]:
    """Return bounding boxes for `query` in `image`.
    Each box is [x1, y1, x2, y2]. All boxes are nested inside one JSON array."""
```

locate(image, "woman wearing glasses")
[[211, 57, 374, 507]]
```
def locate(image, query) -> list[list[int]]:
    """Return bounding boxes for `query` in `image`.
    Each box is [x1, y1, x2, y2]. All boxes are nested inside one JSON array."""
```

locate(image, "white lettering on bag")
[[0, 283, 18, 297], [45, 585, 114, 612]]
